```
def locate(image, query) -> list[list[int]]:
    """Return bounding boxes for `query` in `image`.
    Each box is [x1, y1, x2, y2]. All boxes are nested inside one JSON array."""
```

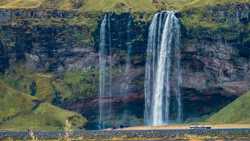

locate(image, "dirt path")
[[118, 124, 250, 130]]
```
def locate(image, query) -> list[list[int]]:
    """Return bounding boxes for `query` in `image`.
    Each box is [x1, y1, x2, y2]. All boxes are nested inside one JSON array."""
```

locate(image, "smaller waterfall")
[[120, 16, 133, 123], [124, 16, 132, 100], [144, 11, 182, 126], [175, 33, 182, 122], [98, 14, 112, 129]]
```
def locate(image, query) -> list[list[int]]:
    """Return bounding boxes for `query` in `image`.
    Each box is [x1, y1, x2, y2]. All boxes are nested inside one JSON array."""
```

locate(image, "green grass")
[[0, 0, 249, 11], [0, 65, 99, 104], [0, 68, 56, 102], [0, 65, 100, 101], [0, 0, 43, 9], [0, 0, 249, 33], [0, 0, 82, 9], [0, 103, 86, 131], [0, 80, 86, 131], [63, 69, 98, 99], [0, 67, 87, 131], [1, 0, 249, 37], [33, 74, 54, 102], [0, 0, 155, 11], [208, 91, 250, 124], [80, 0, 156, 12], [181, 0, 250, 10], [0, 80, 35, 123]]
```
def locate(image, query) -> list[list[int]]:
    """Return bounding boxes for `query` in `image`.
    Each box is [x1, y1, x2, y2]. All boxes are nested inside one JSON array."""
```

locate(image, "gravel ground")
[[0, 128, 250, 140]]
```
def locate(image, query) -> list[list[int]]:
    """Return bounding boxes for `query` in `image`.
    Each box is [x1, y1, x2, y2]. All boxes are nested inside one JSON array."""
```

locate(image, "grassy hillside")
[[0, 0, 43, 9], [0, 0, 249, 35], [80, 0, 155, 12], [1, 68, 62, 102], [0, 0, 249, 11], [0, 80, 86, 131], [0, 66, 98, 102], [181, 0, 249, 9], [208, 91, 250, 124], [0, 81, 34, 123], [0, 103, 86, 131]]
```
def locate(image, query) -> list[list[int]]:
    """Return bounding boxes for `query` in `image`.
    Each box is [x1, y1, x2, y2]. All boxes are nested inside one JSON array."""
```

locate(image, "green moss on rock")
[[208, 91, 250, 124], [0, 80, 86, 131], [63, 69, 99, 99], [180, 2, 250, 44], [0, 80, 34, 123], [0, 103, 86, 131]]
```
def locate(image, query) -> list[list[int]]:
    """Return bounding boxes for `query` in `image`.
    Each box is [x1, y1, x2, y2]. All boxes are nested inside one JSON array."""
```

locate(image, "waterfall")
[[144, 11, 182, 126], [123, 16, 133, 119], [124, 16, 132, 99], [98, 14, 112, 129], [175, 29, 182, 122]]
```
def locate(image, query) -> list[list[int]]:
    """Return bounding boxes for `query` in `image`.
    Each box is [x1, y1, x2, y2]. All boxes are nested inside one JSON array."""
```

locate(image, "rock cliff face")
[[180, 3, 250, 119], [0, 3, 249, 129], [0, 12, 97, 72]]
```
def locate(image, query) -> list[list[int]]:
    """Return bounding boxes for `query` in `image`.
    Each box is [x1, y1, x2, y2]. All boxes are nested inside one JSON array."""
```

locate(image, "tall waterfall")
[[98, 14, 112, 129], [144, 11, 182, 126]]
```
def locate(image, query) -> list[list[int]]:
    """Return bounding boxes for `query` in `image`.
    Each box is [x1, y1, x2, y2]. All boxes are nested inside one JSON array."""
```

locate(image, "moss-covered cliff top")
[[1, 0, 249, 28], [0, 0, 249, 12]]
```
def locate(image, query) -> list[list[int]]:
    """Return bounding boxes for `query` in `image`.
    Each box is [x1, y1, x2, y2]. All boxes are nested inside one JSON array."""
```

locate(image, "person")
[[120, 125, 124, 128]]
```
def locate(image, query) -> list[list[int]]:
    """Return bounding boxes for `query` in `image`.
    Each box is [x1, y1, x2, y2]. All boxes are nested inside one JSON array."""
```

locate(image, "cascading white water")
[[98, 14, 112, 129], [124, 16, 132, 98], [144, 11, 182, 126], [121, 16, 133, 121], [175, 26, 182, 122]]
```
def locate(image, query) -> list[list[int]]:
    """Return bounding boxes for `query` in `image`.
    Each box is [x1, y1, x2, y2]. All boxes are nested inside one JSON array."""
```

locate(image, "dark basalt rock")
[[0, 40, 9, 72], [0, 24, 98, 73]]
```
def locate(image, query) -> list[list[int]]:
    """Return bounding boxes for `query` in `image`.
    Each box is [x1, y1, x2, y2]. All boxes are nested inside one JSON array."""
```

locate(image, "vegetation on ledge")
[[0, 0, 249, 12], [208, 91, 250, 124], [0, 0, 249, 41], [0, 71, 87, 131], [0, 102, 86, 131]]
